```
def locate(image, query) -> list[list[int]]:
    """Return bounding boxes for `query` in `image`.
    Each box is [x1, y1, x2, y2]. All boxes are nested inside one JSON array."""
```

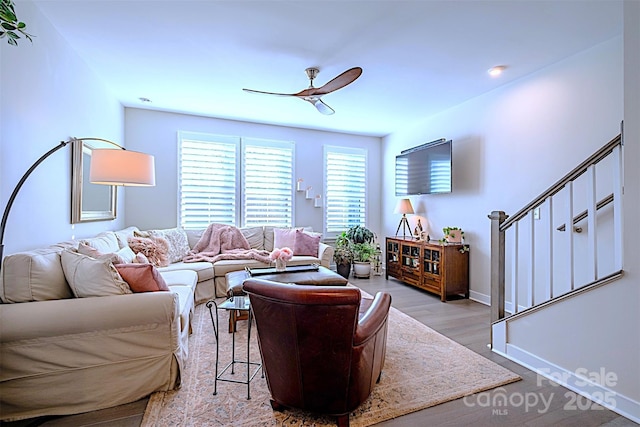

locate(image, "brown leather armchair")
[[243, 279, 392, 427]]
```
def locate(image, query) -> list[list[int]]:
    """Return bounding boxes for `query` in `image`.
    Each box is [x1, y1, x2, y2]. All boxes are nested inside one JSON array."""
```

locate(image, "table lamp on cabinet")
[[394, 198, 414, 239]]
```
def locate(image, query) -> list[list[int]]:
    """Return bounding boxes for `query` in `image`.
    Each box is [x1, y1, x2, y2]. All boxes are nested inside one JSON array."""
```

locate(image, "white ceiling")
[[34, 0, 623, 137]]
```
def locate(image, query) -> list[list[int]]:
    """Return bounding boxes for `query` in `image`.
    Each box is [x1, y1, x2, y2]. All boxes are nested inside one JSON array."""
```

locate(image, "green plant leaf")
[[2, 22, 16, 30]]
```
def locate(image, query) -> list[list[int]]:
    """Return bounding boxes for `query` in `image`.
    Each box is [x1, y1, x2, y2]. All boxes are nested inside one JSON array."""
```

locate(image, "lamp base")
[[395, 215, 411, 239]]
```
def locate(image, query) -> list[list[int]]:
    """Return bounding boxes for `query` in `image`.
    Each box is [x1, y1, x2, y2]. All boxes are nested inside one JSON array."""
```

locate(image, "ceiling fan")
[[242, 67, 362, 115]]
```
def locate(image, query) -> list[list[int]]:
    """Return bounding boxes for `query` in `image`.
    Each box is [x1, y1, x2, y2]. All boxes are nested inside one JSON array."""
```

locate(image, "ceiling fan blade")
[[242, 88, 296, 97], [313, 67, 362, 95], [307, 98, 335, 115]]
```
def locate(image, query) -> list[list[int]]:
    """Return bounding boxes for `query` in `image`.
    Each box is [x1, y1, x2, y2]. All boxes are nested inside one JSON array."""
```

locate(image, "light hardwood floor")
[[4, 274, 637, 427]]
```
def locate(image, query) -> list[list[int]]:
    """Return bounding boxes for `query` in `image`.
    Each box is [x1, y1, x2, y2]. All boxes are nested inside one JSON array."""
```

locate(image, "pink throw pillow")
[[293, 229, 321, 256], [273, 228, 297, 250], [114, 264, 169, 292], [127, 236, 170, 267]]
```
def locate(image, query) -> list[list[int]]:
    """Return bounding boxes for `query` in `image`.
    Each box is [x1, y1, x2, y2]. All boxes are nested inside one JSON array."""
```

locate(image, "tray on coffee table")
[[246, 263, 320, 276]]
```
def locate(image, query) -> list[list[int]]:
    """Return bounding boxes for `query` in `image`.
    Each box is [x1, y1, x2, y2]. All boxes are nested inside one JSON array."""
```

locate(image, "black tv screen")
[[395, 139, 452, 196]]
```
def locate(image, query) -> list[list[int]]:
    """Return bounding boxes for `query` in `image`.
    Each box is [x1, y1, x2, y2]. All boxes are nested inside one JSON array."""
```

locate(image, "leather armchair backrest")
[[244, 279, 362, 413]]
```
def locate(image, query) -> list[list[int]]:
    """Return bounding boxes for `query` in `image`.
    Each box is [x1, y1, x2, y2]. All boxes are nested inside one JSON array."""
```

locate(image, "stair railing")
[[489, 132, 624, 324]]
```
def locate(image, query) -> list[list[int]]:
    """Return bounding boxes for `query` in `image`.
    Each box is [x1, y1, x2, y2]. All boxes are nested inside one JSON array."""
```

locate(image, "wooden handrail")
[[500, 134, 622, 232], [556, 193, 614, 232]]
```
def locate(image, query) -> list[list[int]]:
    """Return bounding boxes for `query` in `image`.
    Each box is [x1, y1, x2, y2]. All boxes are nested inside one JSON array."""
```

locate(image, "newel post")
[[488, 210, 508, 323]]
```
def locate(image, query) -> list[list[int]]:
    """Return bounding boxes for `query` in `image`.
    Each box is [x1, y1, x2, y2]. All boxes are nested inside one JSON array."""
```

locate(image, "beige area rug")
[[142, 296, 520, 426]]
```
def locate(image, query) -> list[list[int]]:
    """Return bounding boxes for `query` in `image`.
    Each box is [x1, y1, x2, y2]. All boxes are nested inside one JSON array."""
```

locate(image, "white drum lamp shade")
[[90, 149, 156, 186]]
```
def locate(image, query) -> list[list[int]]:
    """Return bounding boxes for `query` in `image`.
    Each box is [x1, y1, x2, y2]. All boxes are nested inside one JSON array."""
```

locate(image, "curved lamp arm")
[[0, 137, 155, 271], [0, 140, 71, 265]]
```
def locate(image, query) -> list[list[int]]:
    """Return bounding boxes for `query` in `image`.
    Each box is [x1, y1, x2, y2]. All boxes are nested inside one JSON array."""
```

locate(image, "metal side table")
[[206, 296, 262, 400]]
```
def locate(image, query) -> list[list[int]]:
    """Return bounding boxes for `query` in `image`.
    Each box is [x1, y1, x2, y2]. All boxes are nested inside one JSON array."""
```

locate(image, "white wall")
[[124, 108, 382, 237], [0, 1, 125, 256], [382, 37, 623, 302]]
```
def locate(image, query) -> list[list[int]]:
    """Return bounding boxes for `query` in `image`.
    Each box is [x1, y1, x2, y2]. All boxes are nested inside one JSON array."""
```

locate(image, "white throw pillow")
[[61, 250, 132, 298], [80, 232, 120, 254]]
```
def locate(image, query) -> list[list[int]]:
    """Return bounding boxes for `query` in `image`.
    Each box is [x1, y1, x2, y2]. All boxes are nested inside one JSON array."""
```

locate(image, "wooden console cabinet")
[[385, 237, 469, 302]]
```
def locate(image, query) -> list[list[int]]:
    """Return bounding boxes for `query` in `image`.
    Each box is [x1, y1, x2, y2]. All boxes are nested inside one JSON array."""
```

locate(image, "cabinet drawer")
[[422, 276, 441, 293], [403, 272, 420, 286]]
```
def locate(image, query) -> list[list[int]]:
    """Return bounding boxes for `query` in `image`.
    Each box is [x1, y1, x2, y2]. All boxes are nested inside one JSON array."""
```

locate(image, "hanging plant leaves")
[[0, 0, 33, 46]]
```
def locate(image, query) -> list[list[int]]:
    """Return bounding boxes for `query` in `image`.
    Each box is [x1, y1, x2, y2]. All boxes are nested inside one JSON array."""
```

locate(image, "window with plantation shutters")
[[178, 132, 294, 230], [242, 138, 294, 228], [179, 133, 239, 229], [324, 146, 367, 236]]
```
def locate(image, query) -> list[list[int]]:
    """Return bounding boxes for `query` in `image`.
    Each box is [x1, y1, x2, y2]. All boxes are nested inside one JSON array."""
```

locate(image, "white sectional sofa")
[[0, 224, 333, 421]]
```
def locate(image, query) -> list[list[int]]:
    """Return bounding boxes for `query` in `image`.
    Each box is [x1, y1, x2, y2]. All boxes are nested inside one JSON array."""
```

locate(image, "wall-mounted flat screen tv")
[[395, 138, 452, 196]]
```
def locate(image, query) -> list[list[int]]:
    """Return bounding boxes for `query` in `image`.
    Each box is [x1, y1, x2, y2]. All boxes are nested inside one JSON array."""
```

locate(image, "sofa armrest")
[[0, 292, 179, 343], [318, 242, 334, 268], [353, 292, 392, 346]]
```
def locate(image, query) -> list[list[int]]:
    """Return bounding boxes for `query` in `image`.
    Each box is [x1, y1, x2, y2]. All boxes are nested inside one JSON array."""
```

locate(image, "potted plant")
[[352, 242, 376, 278], [345, 225, 375, 244], [441, 227, 464, 243], [333, 231, 353, 279]]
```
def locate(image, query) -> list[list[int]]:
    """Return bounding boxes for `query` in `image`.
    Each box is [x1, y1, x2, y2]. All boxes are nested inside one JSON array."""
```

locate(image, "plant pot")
[[353, 261, 371, 279], [445, 231, 462, 243], [336, 263, 352, 280]]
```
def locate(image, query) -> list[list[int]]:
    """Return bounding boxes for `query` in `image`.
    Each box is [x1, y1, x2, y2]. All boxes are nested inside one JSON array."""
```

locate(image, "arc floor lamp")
[[0, 137, 155, 271]]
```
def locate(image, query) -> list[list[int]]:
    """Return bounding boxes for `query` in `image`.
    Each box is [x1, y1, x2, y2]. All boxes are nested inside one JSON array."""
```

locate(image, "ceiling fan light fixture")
[[488, 65, 507, 77]]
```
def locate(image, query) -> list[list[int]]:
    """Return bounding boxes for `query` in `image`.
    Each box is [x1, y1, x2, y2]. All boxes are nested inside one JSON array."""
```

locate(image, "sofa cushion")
[[158, 261, 214, 283], [113, 226, 140, 249], [0, 247, 72, 303], [293, 229, 321, 256], [61, 250, 132, 298], [115, 264, 169, 292], [240, 226, 265, 250], [80, 232, 120, 254], [77, 242, 136, 264], [185, 229, 205, 249]]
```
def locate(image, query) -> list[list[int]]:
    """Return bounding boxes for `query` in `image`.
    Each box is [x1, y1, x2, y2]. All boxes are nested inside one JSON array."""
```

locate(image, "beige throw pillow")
[[61, 250, 132, 298], [80, 232, 120, 254]]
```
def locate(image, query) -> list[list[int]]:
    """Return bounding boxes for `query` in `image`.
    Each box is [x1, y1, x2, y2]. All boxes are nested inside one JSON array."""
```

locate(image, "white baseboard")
[[498, 343, 640, 424]]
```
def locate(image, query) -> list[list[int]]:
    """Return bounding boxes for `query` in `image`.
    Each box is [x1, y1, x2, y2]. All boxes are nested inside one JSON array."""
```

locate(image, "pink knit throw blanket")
[[183, 223, 271, 264]]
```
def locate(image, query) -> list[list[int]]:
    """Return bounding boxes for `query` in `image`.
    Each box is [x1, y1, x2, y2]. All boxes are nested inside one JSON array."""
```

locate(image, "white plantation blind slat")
[[243, 140, 294, 227], [325, 147, 367, 235]]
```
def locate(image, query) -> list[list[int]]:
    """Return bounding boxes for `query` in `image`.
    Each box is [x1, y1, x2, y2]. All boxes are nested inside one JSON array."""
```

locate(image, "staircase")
[[488, 131, 633, 418]]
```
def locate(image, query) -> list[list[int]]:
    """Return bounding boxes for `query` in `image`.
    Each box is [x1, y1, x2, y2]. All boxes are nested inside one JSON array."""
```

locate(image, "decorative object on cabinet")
[[394, 198, 414, 239], [441, 226, 464, 243], [314, 195, 322, 208], [1, 137, 156, 274], [385, 237, 469, 302], [305, 187, 313, 199], [296, 178, 304, 191]]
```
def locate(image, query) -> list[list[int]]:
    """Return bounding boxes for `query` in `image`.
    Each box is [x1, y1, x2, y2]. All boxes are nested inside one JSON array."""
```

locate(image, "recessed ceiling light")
[[488, 65, 507, 77], [139, 97, 152, 103]]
